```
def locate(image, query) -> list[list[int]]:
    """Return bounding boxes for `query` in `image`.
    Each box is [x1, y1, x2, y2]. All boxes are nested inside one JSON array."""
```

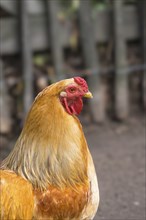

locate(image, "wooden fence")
[[0, 0, 145, 134]]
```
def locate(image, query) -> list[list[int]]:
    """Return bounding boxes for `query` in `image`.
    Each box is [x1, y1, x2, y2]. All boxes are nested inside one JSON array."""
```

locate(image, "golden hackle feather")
[[1, 78, 89, 190]]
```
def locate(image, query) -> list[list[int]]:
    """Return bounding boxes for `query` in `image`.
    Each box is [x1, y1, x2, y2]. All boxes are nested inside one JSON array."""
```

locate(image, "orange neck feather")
[[1, 94, 88, 190]]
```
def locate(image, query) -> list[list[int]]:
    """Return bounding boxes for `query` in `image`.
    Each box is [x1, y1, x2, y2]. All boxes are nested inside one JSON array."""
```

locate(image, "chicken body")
[[0, 77, 99, 220]]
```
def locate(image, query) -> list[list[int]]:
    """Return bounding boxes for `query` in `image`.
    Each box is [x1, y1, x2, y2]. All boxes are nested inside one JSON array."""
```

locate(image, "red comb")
[[74, 77, 88, 92]]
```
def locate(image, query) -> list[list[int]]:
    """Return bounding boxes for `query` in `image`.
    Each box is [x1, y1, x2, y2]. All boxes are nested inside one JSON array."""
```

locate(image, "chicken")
[[0, 77, 99, 220]]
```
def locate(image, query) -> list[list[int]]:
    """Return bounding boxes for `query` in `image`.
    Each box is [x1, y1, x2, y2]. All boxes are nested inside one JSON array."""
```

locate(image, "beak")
[[83, 91, 93, 98]]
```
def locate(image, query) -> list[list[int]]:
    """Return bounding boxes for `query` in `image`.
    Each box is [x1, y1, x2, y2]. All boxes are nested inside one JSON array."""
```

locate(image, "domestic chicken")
[[0, 77, 99, 220]]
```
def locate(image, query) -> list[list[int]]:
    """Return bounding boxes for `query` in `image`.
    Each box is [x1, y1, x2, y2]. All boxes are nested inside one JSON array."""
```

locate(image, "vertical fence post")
[[143, 0, 146, 109], [0, 59, 12, 133], [138, 0, 146, 110], [19, 0, 33, 117], [114, 0, 129, 120], [46, 0, 65, 81], [79, 0, 105, 123]]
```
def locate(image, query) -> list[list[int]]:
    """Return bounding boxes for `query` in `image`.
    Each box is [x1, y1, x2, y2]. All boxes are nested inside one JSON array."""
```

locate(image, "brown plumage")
[[0, 77, 99, 220]]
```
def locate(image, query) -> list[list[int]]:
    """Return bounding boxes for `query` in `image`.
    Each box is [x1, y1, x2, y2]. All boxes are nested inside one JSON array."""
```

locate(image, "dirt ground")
[[0, 115, 145, 220], [82, 115, 145, 220]]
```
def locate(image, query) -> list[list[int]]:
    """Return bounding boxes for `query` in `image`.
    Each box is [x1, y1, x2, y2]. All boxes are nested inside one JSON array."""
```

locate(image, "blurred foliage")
[[33, 54, 49, 67], [60, 0, 110, 18], [92, 0, 111, 9], [60, 0, 79, 17], [59, 0, 139, 18]]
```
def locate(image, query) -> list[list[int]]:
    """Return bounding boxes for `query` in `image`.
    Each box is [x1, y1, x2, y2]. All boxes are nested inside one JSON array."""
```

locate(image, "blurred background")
[[0, 0, 145, 219]]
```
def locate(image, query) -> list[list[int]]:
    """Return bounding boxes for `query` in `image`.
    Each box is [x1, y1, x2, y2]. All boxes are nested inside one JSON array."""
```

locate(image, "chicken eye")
[[69, 87, 76, 93]]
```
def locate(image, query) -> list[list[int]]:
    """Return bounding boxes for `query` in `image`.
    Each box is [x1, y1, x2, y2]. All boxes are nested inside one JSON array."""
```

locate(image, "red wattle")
[[61, 97, 83, 115], [70, 97, 83, 115]]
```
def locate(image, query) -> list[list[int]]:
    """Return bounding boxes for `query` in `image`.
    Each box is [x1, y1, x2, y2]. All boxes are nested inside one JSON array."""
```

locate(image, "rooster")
[[0, 77, 99, 220]]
